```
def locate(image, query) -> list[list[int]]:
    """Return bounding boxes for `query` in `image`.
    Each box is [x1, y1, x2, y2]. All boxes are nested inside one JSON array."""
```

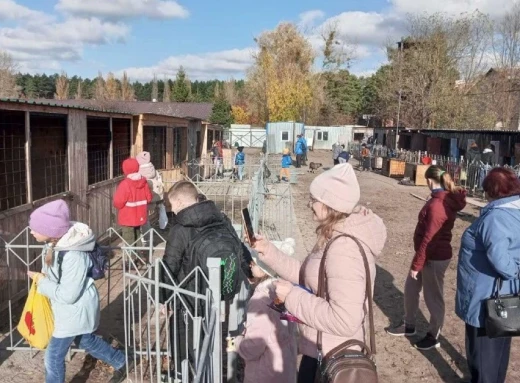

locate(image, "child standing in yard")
[[113, 158, 152, 261], [235, 146, 245, 181], [136, 152, 168, 240], [279, 148, 292, 182], [234, 239, 297, 383]]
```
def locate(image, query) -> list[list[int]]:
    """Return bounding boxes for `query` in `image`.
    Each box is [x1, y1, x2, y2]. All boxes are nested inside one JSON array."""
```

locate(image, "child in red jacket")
[[113, 158, 152, 261]]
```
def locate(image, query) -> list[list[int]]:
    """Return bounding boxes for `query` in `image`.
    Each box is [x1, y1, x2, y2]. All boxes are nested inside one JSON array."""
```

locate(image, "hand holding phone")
[[242, 208, 256, 246]]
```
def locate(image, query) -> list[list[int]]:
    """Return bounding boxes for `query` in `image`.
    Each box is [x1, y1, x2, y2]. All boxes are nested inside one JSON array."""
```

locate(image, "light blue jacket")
[[295, 140, 304, 155], [456, 196, 520, 328], [38, 222, 100, 338], [281, 154, 292, 168]]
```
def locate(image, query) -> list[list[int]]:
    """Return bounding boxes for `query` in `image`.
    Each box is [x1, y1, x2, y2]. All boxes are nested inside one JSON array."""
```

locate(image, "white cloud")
[[117, 48, 256, 81], [391, 0, 520, 18], [298, 10, 325, 30], [0, 0, 53, 23], [56, 0, 189, 20], [0, 17, 129, 71]]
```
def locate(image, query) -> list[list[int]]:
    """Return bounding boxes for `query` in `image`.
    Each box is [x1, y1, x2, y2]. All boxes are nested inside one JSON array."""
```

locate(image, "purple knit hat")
[[29, 200, 71, 238]]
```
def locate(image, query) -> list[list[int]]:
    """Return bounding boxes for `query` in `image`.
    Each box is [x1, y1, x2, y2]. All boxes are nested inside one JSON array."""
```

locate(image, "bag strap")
[[316, 234, 376, 362], [57, 251, 64, 284]]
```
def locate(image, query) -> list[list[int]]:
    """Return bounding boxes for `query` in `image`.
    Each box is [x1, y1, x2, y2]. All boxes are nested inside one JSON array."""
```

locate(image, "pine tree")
[[172, 66, 190, 101], [209, 95, 234, 127]]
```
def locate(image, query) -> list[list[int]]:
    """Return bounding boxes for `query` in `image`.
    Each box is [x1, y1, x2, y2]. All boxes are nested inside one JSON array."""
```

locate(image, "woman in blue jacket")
[[456, 167, 520, 383], [234, 146, 246, 181]]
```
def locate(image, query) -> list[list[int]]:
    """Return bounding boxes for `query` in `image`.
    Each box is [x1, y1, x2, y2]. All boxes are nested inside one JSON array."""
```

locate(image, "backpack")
[[57, 244, 108, 284], [189, 221, 242, 301]]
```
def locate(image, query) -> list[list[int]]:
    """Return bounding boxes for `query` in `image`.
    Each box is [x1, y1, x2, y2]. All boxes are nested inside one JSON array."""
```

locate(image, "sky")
[[0, 0, 519, 82]]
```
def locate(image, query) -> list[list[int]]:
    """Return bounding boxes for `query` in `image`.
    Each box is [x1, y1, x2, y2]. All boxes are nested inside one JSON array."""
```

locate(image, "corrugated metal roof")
[[43, 99, 213, 120], [0, 98, 130, 115]]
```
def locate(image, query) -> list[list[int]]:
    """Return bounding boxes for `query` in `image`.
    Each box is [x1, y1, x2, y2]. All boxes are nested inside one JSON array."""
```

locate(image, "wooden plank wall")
[[86, 180, 120, 238], [68, 109, 89, 223]]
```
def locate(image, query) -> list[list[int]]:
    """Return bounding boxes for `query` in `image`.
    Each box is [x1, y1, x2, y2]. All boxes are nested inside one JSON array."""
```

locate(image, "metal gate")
[[0, 227, 223, 383]]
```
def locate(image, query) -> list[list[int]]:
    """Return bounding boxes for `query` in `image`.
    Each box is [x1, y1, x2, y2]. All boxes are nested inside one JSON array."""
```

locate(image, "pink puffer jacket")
[[235, 279, 297, 383], [259, 206, 387, 359]]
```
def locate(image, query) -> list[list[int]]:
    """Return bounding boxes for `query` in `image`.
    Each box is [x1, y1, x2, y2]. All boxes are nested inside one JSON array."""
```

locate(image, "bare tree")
[[121, 71, 135, 101], [54, 71, 69, 100], [105, 72, 121, 100], [94, 72, 106, 101], [75, 80, 83, 99], [163, 77, 171, 102], [0, 51, 18, 98], [223, 78, 237, 105], [151, 74, 158, 101]]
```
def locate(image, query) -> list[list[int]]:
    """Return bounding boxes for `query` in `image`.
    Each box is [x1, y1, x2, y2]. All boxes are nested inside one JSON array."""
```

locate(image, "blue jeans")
[[237, 165, 245, 180], [45, 333, 126, 383]]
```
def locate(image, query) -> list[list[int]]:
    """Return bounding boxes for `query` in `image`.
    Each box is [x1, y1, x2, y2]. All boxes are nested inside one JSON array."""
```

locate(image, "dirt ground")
[[290, 150, 520, 383], [2, 148, 520, 383]]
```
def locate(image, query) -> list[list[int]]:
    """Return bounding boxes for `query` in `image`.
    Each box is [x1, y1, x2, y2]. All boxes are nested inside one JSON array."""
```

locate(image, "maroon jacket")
[[411, 189, 467, 271]]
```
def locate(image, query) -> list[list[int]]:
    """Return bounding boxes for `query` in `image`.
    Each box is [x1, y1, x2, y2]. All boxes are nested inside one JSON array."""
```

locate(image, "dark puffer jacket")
[[160, 200, 253, 304]]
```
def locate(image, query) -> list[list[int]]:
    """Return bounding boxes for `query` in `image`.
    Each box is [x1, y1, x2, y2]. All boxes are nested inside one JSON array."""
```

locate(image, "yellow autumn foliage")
[[231, 105, 251, 124]]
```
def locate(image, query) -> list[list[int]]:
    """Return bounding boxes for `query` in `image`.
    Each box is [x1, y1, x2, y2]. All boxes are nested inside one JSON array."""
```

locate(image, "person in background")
[[481, 144, 495, 166], [332, 141, 342, 165], [386, 166, 466, 350], [211, 140, 223, 177], [113, 158, 152, 265], [136, 151, 168, 241], [338, 145, 350, 164], [27, 200, 131, 383], [300, 135, 308, 166], [235, 146, 246, 181], [234, 242, 298, 383], [280, 148, 292, 183], [467, 142, 481, 164], [254, 164, 387, 383], [456, 168, 520, 383], [294, 135, 304, 168], [262, 140, 267, 156], [361, 144, 371, 171]]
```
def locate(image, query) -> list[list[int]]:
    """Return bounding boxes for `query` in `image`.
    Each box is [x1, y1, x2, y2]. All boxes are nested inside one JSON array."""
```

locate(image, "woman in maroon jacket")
[[387, 165, 466, 350]]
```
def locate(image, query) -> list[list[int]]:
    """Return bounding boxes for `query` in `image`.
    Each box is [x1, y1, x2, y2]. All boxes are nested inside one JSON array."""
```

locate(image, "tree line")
[[5, 5, 520, 130]]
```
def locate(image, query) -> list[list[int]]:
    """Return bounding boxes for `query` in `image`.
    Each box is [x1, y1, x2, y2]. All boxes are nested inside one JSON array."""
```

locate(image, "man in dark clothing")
[[481, 144, 495, 165], [466, 142, 481, 164], [160, 181, 253, 376]]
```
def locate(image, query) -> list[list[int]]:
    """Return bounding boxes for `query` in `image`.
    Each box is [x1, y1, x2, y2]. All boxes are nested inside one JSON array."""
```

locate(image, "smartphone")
[[242, 208, 256, 245]]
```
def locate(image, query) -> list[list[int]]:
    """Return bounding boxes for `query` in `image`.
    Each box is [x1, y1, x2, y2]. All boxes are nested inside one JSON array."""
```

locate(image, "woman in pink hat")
[[254, 163, 387, 383], [27, 199, 131, 383]]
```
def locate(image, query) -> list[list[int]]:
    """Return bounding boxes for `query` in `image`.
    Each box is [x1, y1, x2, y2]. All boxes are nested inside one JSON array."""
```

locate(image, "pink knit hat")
[[136, 151, 151, 165], [309, 163, 360, 214], [29, 200, 71, 238]]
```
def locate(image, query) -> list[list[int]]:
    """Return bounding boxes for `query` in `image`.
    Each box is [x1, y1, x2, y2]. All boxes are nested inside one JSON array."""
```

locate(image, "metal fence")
[[348, 143, 520, 197], [0, 152, 295, 382], [0, 228, 223, 383]]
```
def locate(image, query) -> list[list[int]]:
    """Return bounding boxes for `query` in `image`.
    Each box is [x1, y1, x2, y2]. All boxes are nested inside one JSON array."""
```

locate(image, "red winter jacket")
[[113, 159, 152, 227], [411, 189, 466, 271]]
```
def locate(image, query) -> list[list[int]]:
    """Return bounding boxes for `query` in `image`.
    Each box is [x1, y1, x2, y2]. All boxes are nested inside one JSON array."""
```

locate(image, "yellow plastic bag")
[[17, 280, 54, 349]]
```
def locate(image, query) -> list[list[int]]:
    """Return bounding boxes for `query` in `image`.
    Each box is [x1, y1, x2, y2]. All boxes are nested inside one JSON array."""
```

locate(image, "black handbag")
[[485, 278, 520, 338]]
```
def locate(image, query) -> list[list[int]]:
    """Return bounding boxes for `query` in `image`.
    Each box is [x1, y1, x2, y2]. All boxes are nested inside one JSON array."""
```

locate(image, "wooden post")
[[108, 117, 113, 179], [24, 111, 32, 203]]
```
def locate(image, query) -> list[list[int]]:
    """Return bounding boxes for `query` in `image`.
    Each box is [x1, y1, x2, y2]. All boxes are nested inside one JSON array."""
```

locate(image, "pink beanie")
[[309, 163, 360, 214], [29, 200, 71, 238], [136, 151, 151, 165]]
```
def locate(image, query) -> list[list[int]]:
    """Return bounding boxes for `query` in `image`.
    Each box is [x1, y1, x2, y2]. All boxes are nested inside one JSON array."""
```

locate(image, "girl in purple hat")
[[27, 199, 131, 383]]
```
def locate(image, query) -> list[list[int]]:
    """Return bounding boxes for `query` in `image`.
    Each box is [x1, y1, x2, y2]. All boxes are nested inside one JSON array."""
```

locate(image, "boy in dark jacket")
[[161, 181, 253, 374], [113, 158, 152, 250]]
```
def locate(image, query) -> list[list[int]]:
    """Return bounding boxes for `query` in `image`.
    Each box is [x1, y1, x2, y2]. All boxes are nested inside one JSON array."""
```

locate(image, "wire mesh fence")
[[0, 126, 27, 211], [31, 150, 68, 200]]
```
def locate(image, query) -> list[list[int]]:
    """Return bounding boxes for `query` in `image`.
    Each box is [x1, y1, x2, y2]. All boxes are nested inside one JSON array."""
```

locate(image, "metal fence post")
[[207, 257, 222, 383]]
